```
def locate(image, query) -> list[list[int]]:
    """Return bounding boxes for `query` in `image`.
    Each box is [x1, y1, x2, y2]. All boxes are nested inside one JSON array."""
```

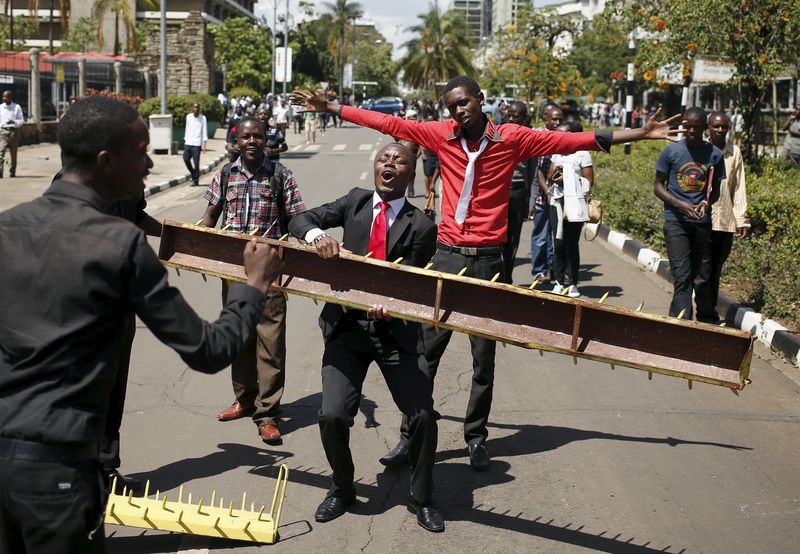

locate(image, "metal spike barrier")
[[157, 221, 753, 390], [104, 465, 289, 544]]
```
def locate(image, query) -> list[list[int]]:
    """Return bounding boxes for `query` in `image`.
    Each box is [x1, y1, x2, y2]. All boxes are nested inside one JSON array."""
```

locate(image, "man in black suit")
[[288, 143, 443, 532]]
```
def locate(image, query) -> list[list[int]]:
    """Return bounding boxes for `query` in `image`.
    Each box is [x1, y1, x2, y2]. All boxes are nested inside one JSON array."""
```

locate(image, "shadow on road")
[[278, 392, 381, 436]]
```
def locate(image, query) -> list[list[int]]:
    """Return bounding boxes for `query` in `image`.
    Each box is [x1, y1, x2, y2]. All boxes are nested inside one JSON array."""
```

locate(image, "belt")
[[0, 436, 99, 463], [436, 241, 502, 257]]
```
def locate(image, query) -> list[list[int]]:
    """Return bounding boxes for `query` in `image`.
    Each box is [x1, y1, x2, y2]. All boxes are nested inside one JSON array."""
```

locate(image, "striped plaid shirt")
[[204, 156, 305, 238]]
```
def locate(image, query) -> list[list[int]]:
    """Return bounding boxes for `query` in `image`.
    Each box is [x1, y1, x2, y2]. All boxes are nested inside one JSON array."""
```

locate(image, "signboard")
[[56, 65, 65, 84], [343, 63, 353, 89], [657, 63, 684, 85], [275, 48, 293, 83], [0, 75, 13, 84], [692, 57, 736, 84]]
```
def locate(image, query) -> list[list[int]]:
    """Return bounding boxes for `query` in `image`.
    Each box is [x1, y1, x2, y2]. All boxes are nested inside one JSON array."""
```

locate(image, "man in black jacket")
[[288, 143, 443, 532], [0, 97, 283, 553]]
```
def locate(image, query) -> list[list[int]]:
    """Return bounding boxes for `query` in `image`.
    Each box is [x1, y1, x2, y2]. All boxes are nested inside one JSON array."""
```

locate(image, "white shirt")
[[304, 193, 407, 244], [0, 102, 24, 129], [275, 105, 289, 124], [184, 113, 207, 147]]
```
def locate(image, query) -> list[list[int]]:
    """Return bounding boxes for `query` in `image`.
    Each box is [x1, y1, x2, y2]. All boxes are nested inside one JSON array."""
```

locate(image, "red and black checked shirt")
[[204, 156, 305, 238]]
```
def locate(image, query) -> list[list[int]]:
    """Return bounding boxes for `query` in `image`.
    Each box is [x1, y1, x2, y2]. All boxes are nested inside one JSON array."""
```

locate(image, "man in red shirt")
[[294, 76, 678, 471]]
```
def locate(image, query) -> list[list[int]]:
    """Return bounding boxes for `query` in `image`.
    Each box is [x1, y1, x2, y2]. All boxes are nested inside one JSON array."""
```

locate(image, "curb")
[[143, 152, 227, 198], [588, 222, 800, 367]]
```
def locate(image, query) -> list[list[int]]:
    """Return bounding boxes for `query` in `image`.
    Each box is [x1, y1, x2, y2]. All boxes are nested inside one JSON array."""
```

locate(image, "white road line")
[[359, 144, 372, 151], [369, 149, 377, 161], [305, 144, 321, 151], [359, 171, 368, 180], [332, 144, 346, 151], [289, 144, 303, 151]]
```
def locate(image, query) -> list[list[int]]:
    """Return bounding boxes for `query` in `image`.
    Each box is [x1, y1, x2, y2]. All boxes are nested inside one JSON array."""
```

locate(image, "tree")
[[92, 0, 157, 55], [622, 0, 800, 164], [60, 15, 99, 52], [292, 14, 337, 85], [400, 5, 475, 91], [567, 9, 631, 99], [353, 39, 396, 97], [323, 0, 363, 97], [209, 17, 272, 92]]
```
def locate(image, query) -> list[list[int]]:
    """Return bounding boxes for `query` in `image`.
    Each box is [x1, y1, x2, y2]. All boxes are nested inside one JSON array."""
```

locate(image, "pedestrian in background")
[[0, 90, 24, 178], [184, 102, 207, 187], [781, 105, 800, 165]]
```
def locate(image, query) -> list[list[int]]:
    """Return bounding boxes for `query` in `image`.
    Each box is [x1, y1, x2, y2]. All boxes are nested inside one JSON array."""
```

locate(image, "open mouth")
[[380, 169, 395, 181]]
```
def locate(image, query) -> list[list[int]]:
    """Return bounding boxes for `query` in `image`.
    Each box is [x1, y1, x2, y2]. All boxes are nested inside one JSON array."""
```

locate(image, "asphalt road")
[[108, 124, 800, 553]]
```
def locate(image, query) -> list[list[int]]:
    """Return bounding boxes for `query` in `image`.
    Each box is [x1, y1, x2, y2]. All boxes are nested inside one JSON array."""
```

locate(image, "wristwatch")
[[312, 233, 330, 245]]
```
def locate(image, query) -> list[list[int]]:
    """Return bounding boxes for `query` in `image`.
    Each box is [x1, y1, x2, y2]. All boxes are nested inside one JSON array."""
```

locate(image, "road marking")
[[289, 144, 303, 151], [332, 144, 346, 151], [305, 144, 320, 151], [369, 149, 377, 161], [359, 144, 372, 151], [359, 172, 368, 180]]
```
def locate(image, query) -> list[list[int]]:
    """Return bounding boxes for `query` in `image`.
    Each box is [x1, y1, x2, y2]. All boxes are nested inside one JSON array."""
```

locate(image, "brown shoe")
[[259, 423, 282, 444], [216, 401, 254, 421]]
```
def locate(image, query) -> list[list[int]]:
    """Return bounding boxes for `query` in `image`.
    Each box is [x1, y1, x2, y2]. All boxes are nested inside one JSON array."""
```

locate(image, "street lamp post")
[[271, 1, 277, 96], [625, 35, 635, 155], [159, 0, 167, 114]]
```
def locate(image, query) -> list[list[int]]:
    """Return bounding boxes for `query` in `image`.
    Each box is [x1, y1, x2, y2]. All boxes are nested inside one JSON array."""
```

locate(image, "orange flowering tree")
[[482, 5, 585, 103], [623, 0, 800, 163]]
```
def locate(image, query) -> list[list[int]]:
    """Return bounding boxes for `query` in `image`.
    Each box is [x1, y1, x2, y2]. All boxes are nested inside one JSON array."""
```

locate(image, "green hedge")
[[593, 142, 800, 330], [228, 87, 260, 101], [138, 94, 224, 128]]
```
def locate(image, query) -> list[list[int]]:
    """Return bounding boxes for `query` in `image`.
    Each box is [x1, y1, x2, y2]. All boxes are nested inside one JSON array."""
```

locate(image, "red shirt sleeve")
[[340, 105, 443, 153], [513, 127, 602, 162]]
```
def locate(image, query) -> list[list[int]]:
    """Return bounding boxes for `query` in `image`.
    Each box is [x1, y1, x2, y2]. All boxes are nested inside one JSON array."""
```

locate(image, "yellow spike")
[[364, 251, 374, 258], [402, 318, 407, 326], [424, 262, 434, 270], [636, 301, 644, 312], [312, 298, 318, 305], [243, 520, 253, 537], [175, 267, 181, 277], [201, 273, 207, 282], [562, 287, 569, 296], [108, 502, 122, 524], [228, 501, 235, 517], [490, 272, 501, 282], [142, 507, 155, 528], [155, 489, 160, 500], [572, 356, 578, 365], [178, 485, 184, 504], [257, 505, 266, 521], [177, 510, 189, 531], [719, 322, 727, 327], [676, 308, 686, 320], [248, 228, 259, 235], [194, 218, 203, 225], [529, 280, 538, 290], [598, 291, 609, 304], [393, 256, 404, 264], [730, 388, 739, 396], [648, 371, 653, 380], [610, 363, 615, 370], [279, 233, 289, 241], [341, 305, 347, 313], [144, 479, 150, 498], [282, 291, 288, 301], [127, 490, 134, 505], [241, 491, 247, 511], [197, 499, 204, 514], [214, 516, 222, 532], [161, 495, 170, 512], [222, 223, 231, 230], [219, 497, 224, 508], [457, 266, 468, 276], [538, 349, 543, 356], [187, 492, 192, 505], [111, 475, 119, 495], [122, 486, 128, 497], [501, 341, 507, 348], [251, 502, 255, 512], [688, 380, 693, 390]]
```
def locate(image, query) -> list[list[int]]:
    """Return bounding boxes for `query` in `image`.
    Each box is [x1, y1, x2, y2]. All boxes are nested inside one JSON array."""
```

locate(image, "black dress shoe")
[[407, 498, 445, 532], [314, 495, 355, 523], [379, 441, 409, 468], [468, 442, 490, 471], [107, 470, 145, 495]]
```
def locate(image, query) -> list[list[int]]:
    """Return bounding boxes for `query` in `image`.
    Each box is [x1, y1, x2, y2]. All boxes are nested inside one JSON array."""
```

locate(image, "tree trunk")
[[113, 9, 120, 56], [738, 79, 769, 167], [48, 0, 54, 54]]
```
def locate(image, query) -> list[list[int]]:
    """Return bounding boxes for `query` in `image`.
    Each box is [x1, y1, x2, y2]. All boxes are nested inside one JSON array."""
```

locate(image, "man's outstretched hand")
[[642, 107, 682, 142], [243, 239, 284, 295], [290, 88, 328, 113]]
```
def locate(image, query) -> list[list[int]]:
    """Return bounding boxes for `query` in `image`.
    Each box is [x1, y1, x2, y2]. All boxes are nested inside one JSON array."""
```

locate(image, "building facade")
[[491, 0, 531, 35], [446, 0, 489, 48]]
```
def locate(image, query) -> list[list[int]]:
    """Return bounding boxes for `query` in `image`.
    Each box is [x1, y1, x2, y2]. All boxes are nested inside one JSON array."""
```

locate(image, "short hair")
[[560, 120, 583, 132], [378, 141, 414, 160], [444, 76, 481, 98], [508, 101, 527, 114], [58, 96, 141, 171], [708, 111, 729, 124], [236, 116, 267, 137], [683, 106, 707, 123], [543, 103, 562, 115]]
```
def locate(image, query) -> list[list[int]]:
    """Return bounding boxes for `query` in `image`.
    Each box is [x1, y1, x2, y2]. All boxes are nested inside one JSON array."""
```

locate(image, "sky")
[[254, 1, 563, 60]]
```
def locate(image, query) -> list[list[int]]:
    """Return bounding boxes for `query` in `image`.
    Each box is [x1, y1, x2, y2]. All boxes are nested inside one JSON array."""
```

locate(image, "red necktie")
[[367, 201, 390, 260]]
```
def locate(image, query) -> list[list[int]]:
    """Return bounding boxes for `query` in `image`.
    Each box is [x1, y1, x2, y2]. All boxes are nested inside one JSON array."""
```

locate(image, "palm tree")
[[323, 0, 362, 97], [400, 4, 476, 91], [92, 0, 156, 56]]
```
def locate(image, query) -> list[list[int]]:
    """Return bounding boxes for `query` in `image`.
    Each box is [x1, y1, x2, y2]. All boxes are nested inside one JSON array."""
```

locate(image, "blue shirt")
[[655, 140, 725, 223]]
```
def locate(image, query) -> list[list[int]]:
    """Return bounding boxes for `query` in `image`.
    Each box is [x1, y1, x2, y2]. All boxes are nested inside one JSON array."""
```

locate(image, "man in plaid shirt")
[[200, 116, 306, 444]]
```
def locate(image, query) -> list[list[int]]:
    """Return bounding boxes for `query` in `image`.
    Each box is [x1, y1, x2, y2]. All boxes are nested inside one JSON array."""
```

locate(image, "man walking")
[[0, 90, 24, 178], [184, 102, 207, 186], [200, 117, 306, 444]]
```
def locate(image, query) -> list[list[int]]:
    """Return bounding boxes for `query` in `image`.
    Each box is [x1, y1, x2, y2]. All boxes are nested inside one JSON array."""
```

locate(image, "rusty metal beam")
[[158, 221, 753, 391]]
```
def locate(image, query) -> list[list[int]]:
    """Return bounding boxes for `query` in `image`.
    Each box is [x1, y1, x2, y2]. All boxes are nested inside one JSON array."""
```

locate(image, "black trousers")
[[694, 230, 734, 323], [501, 186, 529, 284], [401, 248, 502, 446], [663, 219, 712, 319], [182, 145, 201, 183], [99, 311, 135, 472], [549, 204, 584, 286], [0, 454, 105, 553], [319, 319, 437, 504]]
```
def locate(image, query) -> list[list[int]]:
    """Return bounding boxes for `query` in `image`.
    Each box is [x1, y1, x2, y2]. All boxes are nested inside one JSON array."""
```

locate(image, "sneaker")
[[551, 282, 564, 294], [567, 285, 580, 298], [532, 272, 547, 283]]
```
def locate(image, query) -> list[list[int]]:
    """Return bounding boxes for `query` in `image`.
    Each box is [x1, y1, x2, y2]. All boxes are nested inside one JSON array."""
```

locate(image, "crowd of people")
[[0, 72, 760, 550]]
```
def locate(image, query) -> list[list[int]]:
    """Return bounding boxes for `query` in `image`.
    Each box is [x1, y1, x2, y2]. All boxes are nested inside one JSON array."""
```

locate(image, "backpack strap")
[[270, 161, 289, 236], [218, 162, 234, 228]]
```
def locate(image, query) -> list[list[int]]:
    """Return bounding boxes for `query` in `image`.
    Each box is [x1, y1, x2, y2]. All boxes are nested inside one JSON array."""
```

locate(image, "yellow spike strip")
[[241, 491, 247, 511], [142, 507, 156, 529], [393, 256, 404, 264], [248, 228, 260, 235], [144, 480, 150, 498], [490, 272, 501, 283], [676, 309, 686, 320], [161, 495, 171, 512], [598, 291, 609, 304], [364, 251, 374, 258], [424, 262, 434, 270], [194, 219, 203, 225], [257, 505, 266, 521], [197, 500, 205, 515], [187, 492, 192, 505], [457, 267, 468, 277], [279, 233, 289, 241], [111, 476, 119, 495], [155, 490, 160, 500], [108, 502, 123, 525], [529, 280, 538, 290], [228, 501, 234, 518], [636, 301, 644, 312], [210, 490, 216, 505], [221, 224, 231, 231], [178, 485, 184, 504]]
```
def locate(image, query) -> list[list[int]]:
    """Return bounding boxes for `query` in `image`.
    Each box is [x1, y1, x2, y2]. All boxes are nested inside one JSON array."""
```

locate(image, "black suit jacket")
[[288, 187, 437, 352]]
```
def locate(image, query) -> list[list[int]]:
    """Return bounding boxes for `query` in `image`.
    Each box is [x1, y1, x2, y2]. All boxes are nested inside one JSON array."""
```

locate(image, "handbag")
[[587, 197, 603, 224]]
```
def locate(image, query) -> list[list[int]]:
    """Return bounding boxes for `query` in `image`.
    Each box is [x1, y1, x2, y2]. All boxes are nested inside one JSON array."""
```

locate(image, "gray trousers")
[[0, 127, 19, 176]]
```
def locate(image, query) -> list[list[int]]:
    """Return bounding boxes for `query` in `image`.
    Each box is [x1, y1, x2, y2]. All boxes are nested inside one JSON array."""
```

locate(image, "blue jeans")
[[182, 144, 201, 183], [530, 203, 552, 275]]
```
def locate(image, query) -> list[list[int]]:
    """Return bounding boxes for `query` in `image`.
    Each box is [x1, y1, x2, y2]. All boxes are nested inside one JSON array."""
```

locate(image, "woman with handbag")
[[543, 120, 593, 298]]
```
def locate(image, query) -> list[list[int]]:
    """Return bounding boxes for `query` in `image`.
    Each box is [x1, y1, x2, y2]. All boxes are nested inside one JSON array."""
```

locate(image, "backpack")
[[218, 161, 289, 236]]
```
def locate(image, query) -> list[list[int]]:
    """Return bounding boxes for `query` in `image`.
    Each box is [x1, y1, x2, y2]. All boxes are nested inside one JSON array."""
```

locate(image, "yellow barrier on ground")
[[105, 465, 289, 544]]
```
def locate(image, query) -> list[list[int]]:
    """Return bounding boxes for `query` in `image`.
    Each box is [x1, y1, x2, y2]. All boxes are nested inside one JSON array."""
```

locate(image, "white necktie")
[[455, 136, 490, 224]]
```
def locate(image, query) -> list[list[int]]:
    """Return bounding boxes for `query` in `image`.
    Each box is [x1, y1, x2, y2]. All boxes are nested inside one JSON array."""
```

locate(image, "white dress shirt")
[[304, 193, 407, 244], [184, 113, 207, 147], [0, 102, 24, 129]]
